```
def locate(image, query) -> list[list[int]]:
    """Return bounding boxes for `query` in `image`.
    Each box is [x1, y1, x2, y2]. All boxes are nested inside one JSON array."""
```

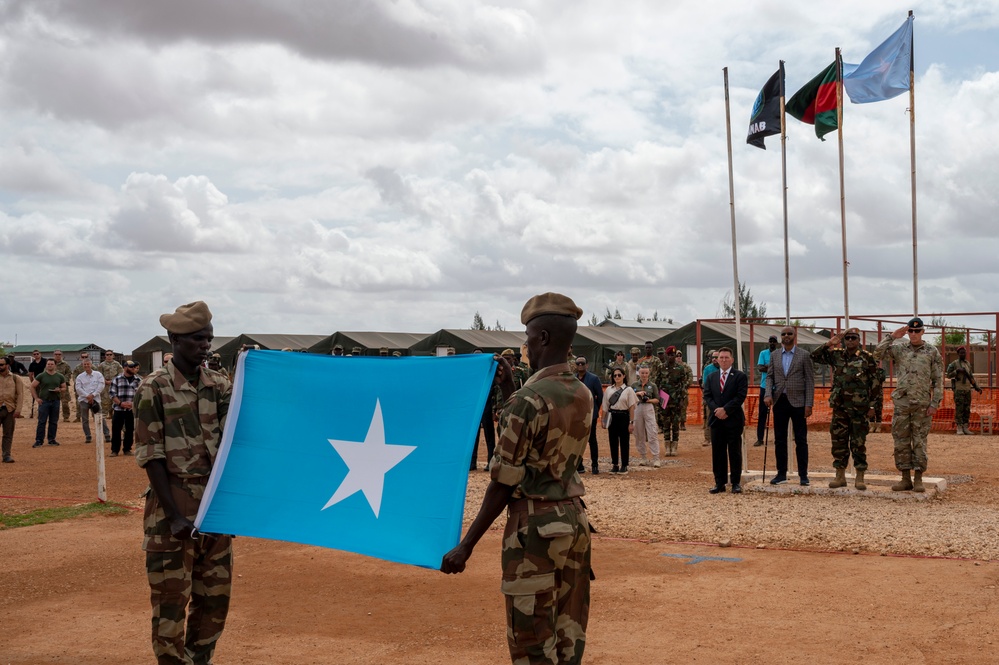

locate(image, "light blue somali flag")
[[195, 350, 497, 569], [843, 15, 913, 104]]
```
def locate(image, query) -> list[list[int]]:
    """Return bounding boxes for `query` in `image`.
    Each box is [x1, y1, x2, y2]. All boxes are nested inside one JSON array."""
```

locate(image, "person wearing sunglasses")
[[874, 317, 943, 493], [811, 328, 880, 490], [764, 327, 815, 486]]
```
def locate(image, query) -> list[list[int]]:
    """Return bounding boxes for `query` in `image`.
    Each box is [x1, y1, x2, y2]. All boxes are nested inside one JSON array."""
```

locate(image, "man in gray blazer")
[[764, 326, 815, 485]]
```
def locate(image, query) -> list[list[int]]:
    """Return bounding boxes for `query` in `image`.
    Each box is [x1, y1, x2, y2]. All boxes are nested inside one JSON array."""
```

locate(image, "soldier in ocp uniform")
[[874, 317, 943, 493], [51, 350, 73, 422], [134, 301, 234, 664], [441, 293, 592, 665], [811, 328, 880, 490], [97, 350, 123, 420]]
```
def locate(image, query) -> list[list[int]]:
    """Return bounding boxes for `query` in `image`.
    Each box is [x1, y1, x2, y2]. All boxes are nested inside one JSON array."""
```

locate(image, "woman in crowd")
[[600, 368, 637, 473]]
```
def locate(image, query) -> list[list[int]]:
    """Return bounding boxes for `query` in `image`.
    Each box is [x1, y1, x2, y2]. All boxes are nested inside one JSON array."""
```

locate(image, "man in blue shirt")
[[754, 336, 778, 446], [574, 357, 605, 474]]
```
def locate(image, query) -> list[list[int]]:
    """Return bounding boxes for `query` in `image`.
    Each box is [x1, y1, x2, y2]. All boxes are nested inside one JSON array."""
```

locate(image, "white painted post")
[[95, 413, 107, 502]]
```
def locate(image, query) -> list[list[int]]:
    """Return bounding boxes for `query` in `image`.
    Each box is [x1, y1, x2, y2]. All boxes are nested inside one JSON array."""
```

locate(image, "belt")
[[508, 496, 584, 514], [610, 409, 629, 413]]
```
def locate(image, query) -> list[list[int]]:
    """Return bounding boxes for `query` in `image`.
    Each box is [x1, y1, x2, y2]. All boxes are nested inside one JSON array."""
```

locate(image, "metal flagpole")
[[779, 60, 790, 326], [723, 67, 747, 464], [836, 47, 850, 327], [908, 9, 918, 316]]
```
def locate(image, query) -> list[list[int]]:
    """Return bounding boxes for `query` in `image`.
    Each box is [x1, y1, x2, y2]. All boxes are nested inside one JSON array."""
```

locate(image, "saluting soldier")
[[811, 328, 880, 490], [441, 293, 593, 664], [134, 302, 234, 664], [874, 318, 943, 493]]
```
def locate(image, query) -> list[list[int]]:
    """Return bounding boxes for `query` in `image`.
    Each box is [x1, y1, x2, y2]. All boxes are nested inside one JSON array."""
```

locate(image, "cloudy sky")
[[1, 0, 997, 352]]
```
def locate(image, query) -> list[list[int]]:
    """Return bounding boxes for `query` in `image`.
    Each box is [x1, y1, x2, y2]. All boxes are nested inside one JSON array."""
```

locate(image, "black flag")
[[747, 64, 783, 149]]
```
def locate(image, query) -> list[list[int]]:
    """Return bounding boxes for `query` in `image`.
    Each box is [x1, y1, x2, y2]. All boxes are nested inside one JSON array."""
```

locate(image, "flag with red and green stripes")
[[786, 61, 838, 140]]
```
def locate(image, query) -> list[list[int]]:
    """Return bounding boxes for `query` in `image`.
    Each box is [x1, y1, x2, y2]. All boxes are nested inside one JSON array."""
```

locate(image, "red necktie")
[[720, 371, 727, 390]]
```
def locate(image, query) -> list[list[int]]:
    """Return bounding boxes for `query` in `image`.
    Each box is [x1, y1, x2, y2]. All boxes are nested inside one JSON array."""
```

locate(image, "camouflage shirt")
[[512, 363, 532, 390], [53, 361, 72, 385], [945, 359, 976, 392], [874, 338, 943, 408], [97, 360, 123, 386], [134, 363, 231, 552], [811, 346, 880, 410], [490, 365, 592, 501], [660, 362, 688, 401]]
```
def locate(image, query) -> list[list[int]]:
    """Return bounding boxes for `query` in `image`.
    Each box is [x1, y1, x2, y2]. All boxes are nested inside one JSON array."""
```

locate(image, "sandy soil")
[[1, 416, 997, 664]]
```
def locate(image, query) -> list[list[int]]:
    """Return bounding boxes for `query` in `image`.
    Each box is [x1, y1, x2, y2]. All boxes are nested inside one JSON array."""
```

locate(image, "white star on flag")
[[323, 400, 417, 518]]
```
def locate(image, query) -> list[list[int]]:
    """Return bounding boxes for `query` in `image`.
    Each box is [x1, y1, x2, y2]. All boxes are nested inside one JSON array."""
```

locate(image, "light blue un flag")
[[195, 350, 497, 569]]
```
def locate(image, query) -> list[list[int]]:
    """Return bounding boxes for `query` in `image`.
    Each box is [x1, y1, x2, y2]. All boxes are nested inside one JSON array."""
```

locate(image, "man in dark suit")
[[703, 346, 748, 494], [764, 326, 816, 486]]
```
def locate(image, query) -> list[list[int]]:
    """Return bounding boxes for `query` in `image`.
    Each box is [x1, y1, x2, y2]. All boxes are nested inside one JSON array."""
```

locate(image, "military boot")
[[963, 424, 974, 435], [955, 425, 965, 435], [891, 470, 913, 492], [854, 469, 866, 491], [828, 468, 847, 488], [672, 440, 679, 456], [912, 470, 925, 493]]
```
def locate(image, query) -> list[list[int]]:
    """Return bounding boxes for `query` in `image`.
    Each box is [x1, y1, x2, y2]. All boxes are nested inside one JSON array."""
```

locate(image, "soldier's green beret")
[[160, 301, 212, 334], [520, 292, 582, 325]]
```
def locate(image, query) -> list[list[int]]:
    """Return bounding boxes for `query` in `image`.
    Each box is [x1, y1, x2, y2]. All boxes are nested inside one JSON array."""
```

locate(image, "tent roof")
[[596, 319, 679, 330], [310, 331, 428, 354], [220, 333, 327, 351], [132, 335, 235, 354], [8, 343, 104, 353], [575, 326, 675, 349], [410, 329, 527, 354]]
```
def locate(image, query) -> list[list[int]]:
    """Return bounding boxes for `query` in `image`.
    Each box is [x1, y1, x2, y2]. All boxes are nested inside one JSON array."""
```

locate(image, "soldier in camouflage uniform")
[[442, 293, 592, 665], [51, 350, 73, 422], [676, 350, 693, 430], [874, 318, 943, 493], [71, 352, 92, 422], [946, 346, 982, 435], [659, 346, 687, 455], [135, 301, 233, 665], [811, 328, 880, 490], [502, 349, 530, 390], [869, 363, 887, 433], [97, 350, 123, 420]]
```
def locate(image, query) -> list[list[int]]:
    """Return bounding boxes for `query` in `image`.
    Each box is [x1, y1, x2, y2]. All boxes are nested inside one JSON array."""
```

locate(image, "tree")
[[635, 313, 645, 322], [721, 282, 768, 319], [613, 308, 622, 319], [492, 320, 505, 332], [588, 313, 599, 326], [604, 307, 612, 321], [930, 316, 967, 348], [471, 312, 485, 330]]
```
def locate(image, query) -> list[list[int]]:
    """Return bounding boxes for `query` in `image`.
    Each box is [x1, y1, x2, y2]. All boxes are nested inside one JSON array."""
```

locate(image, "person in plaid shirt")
[[109, 360, 141, 456]]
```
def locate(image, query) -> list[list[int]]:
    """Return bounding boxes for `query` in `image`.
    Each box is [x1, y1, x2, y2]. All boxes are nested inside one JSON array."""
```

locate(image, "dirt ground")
[[1, 416, 998, 664]]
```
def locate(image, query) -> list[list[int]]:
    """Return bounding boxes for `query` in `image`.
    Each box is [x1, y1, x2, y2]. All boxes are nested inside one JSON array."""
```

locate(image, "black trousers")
[[711, 421, 743, 487], [756, 387, 770, 442], [111, 410, 134, 454], [585, 418, 599, 469], [608, 411, 630, 468], [772, 394, 809, 476]]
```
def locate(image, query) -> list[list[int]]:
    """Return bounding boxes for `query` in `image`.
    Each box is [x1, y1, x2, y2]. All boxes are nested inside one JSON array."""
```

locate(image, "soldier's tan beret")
[[501, 348, 515, 356], [520, 292, 582, 325], [160, 301, 212, 334], [844, 327, 860, 336]]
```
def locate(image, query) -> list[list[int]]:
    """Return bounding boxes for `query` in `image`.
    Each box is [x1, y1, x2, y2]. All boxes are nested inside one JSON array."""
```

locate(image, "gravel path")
[[463, 428, 999, 561]]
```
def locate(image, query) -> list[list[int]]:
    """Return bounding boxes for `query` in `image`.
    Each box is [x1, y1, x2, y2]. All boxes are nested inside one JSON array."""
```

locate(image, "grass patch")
[[0, 502, 131, 530]]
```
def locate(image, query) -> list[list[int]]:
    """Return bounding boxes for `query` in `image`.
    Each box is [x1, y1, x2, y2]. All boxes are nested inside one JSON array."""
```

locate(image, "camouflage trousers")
[[502, 498, 590, 665], [146, 535, 233, 665], [891, 399, 931, 472], [869, 394, 884, 423], [829, 406, 868, 470], [954, 390, 972, 426], [60, 387, 71, 420], [101, 390, 114, 420], [678, 396, 688, 428], [657, 402, 680, 441]]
